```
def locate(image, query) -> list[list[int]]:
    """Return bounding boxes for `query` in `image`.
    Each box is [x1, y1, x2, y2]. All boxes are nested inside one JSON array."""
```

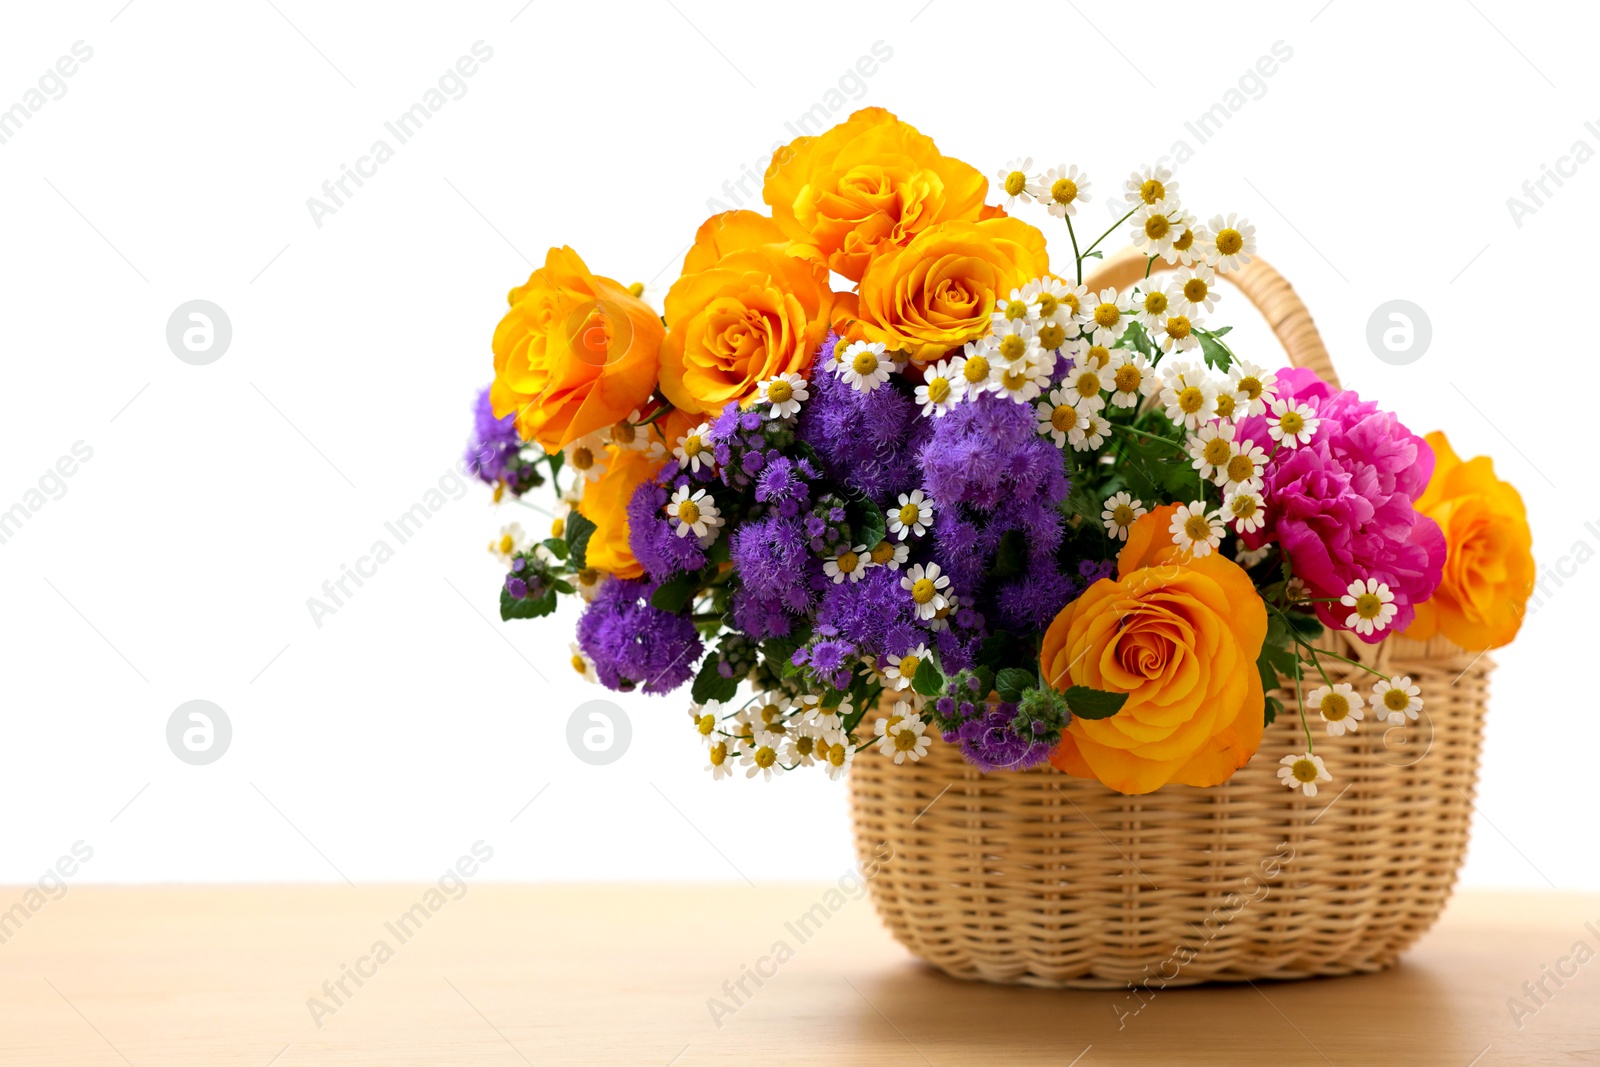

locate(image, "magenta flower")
[[1236, 367, 1445, 641]]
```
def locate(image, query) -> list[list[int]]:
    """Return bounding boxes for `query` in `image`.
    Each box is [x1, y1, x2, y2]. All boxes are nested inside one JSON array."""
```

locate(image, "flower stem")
[[1081, 207, 1138, 263], [1066, 215, 1083, 285]]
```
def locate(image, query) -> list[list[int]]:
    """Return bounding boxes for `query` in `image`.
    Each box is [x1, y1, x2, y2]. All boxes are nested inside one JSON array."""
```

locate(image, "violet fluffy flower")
[[797, 336, 929, 500], [1235, 366, 1446, 640], [465, 387, 540, 495], [814, 565, 920, 658], [627, 461, 707, 581], [576, 578, 703, 693]]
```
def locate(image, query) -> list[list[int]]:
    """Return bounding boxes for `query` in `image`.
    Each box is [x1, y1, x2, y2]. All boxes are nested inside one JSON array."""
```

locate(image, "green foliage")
[[994, 667, 1035, 702], [542, 538, 569, 561], [564, 511, 597, 571], [911, 657, 945, 697], [1063, 685, 1128, 720], [500, 584, 557, 621], [691, 654, 738, 704], [650, 573, 697, 613], [1263, 696, 1282, 727], [1196, 326, 1235, 373], [987, 529, 1028, 579], [856, 496, 887, 550]]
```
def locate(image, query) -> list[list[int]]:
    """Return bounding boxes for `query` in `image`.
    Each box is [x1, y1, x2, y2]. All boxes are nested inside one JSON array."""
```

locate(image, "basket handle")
[[1083, 250, 1340, 388]]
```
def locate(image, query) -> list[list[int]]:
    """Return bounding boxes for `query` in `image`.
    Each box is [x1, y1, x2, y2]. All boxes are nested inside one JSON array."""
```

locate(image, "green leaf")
[[995, 667, 1035, 702], [1211, 325, 1233, 338], [1064, 685, 1128, 720], [987, 529, 1028, 579], [911, 657, 945, 697], [564, 511, 597, 571], [650, 573, 698, 613], [704, 534, 732, 566], [541, 537, 569, 561], [550, 578, 576, 595], [1197, 329, 1233, 374], [856, 497, 887, 550], [691, 655, 738, 704], [500, 584, 557, 621], [1263, 695, 1282, 727], [1119, 320, 1156, 359], [1285, 610, 1324, 641], [546, 450, 564, 482]]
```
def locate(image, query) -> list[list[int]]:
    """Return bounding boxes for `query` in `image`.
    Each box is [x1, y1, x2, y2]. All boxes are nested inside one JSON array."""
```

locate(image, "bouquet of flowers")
[[463, 108, 1533, 798]]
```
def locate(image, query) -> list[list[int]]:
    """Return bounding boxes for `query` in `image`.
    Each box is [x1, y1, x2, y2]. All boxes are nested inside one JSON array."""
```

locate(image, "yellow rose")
[[853, 216, 1049, 363], [660, 211, 835, 415], [1043, 505, 1269, 795], [1404, 431, 1534, 650], [762, 107, 988, 282], [490, 247, 663, 453], [575, 446, 663, 579]]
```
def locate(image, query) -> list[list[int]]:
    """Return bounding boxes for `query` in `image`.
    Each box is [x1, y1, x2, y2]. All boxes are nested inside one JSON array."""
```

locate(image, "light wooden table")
[[1, 885, 1596, 1065]]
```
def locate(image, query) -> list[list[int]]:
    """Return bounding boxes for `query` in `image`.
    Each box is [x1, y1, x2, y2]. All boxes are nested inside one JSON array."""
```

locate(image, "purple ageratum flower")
[[575, 578, 703, 694], [814, 565, 921, 662], [627, 461, 707, 582], [957, 703, 1055, 772], [921, 391, 1067, 510], [807, 638, 852, 674], [754, 455, 812, 518], [465, 387, 541, 494], [731, 589, 794, 640], [729, 515, 813, 613], [796, 340, 930, 501]]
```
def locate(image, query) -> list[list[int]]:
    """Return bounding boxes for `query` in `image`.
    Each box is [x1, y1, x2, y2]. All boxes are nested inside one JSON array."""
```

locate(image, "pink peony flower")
[[1236, 367, 1445, 642]]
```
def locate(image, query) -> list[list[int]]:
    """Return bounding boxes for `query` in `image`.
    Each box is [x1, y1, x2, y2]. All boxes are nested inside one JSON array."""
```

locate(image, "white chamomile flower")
[[915, 359, 960, 417], [1107, 351, 1161, 409], [1021, 277, 1084, 344], [996, 156, 1037, 209], [488, 522, 527, 564], [1156, 311, 1202, 353], [1228, 361, 1280, 417], [889, 489, 934, 540], [1124, 164, 1179, 207], [1169, 264, 1221, 318], [823, 544, 872, 584], [705, 738, 735, 780], [1307, 683, 1365, 737], [836, 340, 892, 393], [1278, 751, 1332, 796], [564, 434, 608, 483], [1130, 202, 1182, 258], [1223, 487, 1266, 534], [867, 538, 909, 570], [1235, 543, 1273, 567], [1132, 284, 1172, 332], [741, 739, 785, 781], [1203, 213, 1258, 272], [951, 338, 997, 399], [1159, 361, 1218, 430], [607, 410, 652, 451], [1160, 209, 1202, 266], [689, 699, 729, 745], [756, 372, 808, 419], [1069, 411, 1110, 452], [1030, 164, 1092, 217], [1268, 398, 1320, 448], [1085, 287, 1133, 347], [665, 485, 722, 540], [567, 641, 598, 684], [989, 317, 1039, 363], [1102, 492, 1147, 541], [926, 591, 959, 632], [573, 566, 607, 602], [1036, 388, 1085, 448], [798, 693, 844, 733], [1373, 675, 1423, 724], [1342, 578, 1397, 636], [1170, 500, 1225, 558], [1188, 421, 1236, 482], [1220, 439, 1268, 491], [874, 702, 931, 764], [992, 287, 1036, 332], [820, 738, 856, 780], [901, 562, 950, 620], [883, 643, 930, 691], [993, 348, 1051, 403], [674, 422, 715, 473]]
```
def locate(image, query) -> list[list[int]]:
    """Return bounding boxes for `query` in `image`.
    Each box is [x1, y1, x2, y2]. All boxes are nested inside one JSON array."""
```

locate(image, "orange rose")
[[762, 107, 988, 282], [1043, 505, 1269, 795], [660, 211, 835, 415], [1404, 431, 1533, 649], [854, 216, 1049, 363], [575, 446, 663, 579], [490, 247, 663, 454]]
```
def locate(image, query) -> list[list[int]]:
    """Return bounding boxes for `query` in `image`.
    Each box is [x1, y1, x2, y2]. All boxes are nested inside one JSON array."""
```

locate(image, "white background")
[[0, 0, 1590, 889]]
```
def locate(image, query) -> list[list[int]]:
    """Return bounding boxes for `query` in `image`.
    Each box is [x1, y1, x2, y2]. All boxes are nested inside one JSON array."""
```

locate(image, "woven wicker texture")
[[847, 255, 1490, 987]]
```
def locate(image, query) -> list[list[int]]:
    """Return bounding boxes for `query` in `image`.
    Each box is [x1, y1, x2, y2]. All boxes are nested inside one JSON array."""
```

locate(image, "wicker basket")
[[847, 252, 1492, 988]]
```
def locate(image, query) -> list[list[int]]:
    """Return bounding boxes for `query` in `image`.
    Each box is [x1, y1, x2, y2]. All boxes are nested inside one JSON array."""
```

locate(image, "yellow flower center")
[[1291, 758, 1318, 784], [1203, 438, 1232, 466], [627, 281, 646, 297], [1143, 291, 1168, 315], [767, 379, 793, 403], [754, 746, 777, 769], [571, 446, 595, 470], [1002, 368, 1029, 390], [793, 735, 815, 757], [1173, 228, 1195, 252], [1184, 513, 1212, 542], [1111, 504, 1134, 527], [498, 534, 515, 555], [898, 654, 920, 678], [1239, 376, 1263, 401], [826, 743, 846, 766], [1144, 213, 1171, 241], [1384, 688, 1411, 713], [852, 351, 879, 376], [1093, 303, 1121, 328], [898, 503, 921, 526], [1075, 371, 1101, 399], [1050, 404, 1076, 433], [893, 727, 920, 753], [1037, 323, 1065, 350], [761, 704, 782, 725], [871, 540, 896, 565], [676, 500, 701, 525], [1226, 453, 1256, 483], [571, 654, 588, 674], [1354, 593, 1384, 620], [1086, 345, 1111, 367], [1036, 293, 1059, 317], [998, 334, 1028, 361], [1279, 410, 1305, 436], [1139, 178, 1165, 204], [926, 376, 951, 404], [1114, 365, 1142, 393], [837, 550, 860, 574], [1165, 315, 1192, 340], [1002, 299, 1028, 321], [694, 713, 716, 736], [1230, 495, 1258, 519], [1215, 228, 1244, 256], [1004, 171, 1027, 196], [577, 568, 599, 587], [1051, 178, 1078, 204], [1321, 692, 1350, 721], [1061, 293, 1081, 315], [1178, 386, 1205, 414], [1183, 278, 1208, 302], [1215, 393, 1237, 419], [709, 742, 727, 766], [612, 421, 636, 444], [963, 355, 990, 382], [552, 517, 566, 538], [911, 578, 936, 604], [682, 434, 704, 457]]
